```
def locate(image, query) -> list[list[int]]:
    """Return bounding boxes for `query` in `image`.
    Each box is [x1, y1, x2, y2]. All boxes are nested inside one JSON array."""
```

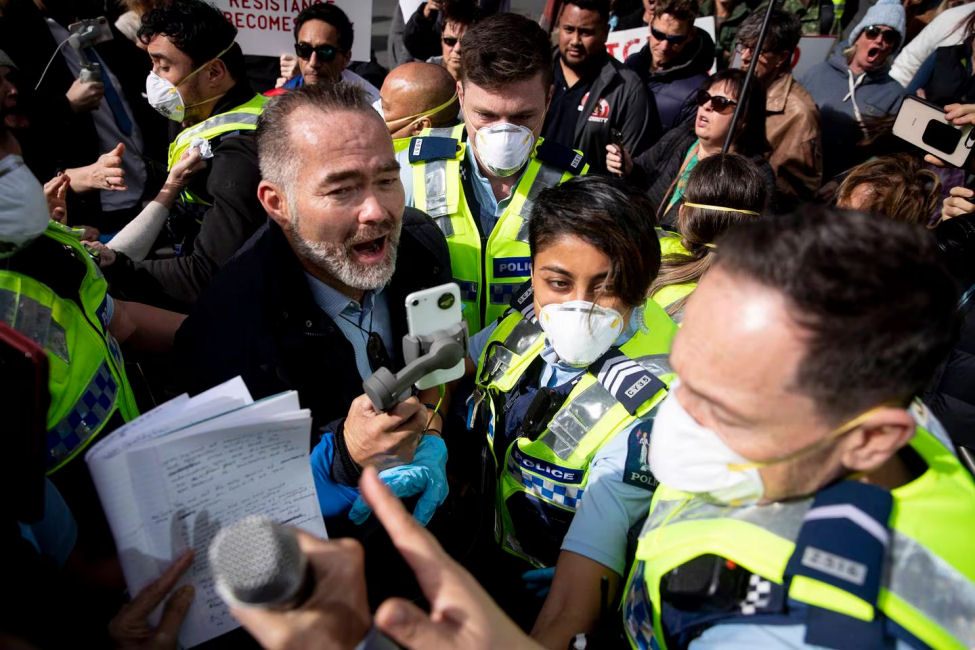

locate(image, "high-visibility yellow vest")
[[651, 234, 696, 321], [471, 287, 677, 566], [408, 124, 588, 332], [623, 411, 975, 650], [0, 222, 139, 472], [166, 93, 269, 207]]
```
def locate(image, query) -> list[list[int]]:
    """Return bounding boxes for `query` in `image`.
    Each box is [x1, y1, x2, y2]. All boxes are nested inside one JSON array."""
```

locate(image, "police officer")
[[396, 13, 589, 334], [466, 176, 676, 624], [0, 58, 185, 558], [622, 208, 975, 650]]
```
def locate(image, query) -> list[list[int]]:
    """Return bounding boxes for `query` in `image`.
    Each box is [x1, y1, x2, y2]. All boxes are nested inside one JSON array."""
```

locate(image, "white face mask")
[[537, 300, 624, 367], [472, 122, 534, 177], [649, 382, 883, 505], [648, 384, 765, 505], [0, 155, 50, 257], [146, 70, 188, 122], [146, 42, 234, 122]]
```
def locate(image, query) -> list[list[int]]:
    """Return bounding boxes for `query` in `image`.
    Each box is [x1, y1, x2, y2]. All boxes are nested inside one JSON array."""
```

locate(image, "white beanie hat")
[[849, 0, 906, 45]]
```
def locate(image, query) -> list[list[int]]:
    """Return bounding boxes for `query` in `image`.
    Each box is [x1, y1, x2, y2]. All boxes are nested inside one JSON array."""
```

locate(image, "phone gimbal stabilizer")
[[362, 322, 468, 412]]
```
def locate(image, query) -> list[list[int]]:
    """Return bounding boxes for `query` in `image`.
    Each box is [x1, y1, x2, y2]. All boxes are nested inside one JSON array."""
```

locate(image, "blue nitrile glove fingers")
[[347, 435, 449, 526], [348, 464, 429, 524], [522, 567, 555, 599], [411, 436, 449, 525]]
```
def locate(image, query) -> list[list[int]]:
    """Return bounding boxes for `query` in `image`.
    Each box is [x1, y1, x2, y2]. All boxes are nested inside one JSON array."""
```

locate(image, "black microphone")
[[209, 515, 314, 610]]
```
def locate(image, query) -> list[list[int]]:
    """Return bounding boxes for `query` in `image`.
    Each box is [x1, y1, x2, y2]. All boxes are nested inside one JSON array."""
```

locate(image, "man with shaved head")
[[380, 62, 460, 140]]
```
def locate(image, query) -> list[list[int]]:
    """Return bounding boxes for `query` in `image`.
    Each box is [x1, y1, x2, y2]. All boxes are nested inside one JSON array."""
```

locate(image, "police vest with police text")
[[166, 93, 269, 208], [0, 222, 140, 473], [622, 413, 975, 650], [407, 124, 588, 333], [470, 286, 677, 566]]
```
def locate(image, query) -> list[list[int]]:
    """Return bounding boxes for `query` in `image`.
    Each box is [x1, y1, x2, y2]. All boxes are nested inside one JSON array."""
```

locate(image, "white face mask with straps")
[[146, 42, 234, 122], [537, 300, 624, 367], [472, 122, 534, 177]]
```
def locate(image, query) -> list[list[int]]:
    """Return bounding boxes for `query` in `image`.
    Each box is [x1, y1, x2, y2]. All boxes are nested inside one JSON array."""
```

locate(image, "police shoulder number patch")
[[623, 426, 658, 491]]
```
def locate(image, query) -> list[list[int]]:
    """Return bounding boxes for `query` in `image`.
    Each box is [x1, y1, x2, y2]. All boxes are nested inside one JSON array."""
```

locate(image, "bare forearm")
[[530, 551, 621, 650], [110, 299, 187, 354]]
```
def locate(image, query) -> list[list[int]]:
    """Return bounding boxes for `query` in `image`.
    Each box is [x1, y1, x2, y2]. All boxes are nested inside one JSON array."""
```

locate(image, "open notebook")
[[85, 377, 327, 647]]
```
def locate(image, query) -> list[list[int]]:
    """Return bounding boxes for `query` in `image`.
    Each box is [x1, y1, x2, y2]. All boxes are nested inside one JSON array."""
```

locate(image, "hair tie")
[[683, 201, 760, 216]]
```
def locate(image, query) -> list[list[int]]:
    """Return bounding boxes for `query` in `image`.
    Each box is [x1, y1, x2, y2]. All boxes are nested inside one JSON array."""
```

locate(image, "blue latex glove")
[[522, 566, 555, 599], [348, 435, 448, 526]]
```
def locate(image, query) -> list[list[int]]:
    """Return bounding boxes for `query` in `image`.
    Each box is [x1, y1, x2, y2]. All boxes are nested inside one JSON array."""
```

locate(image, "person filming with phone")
[[173, 83, 453, 541]]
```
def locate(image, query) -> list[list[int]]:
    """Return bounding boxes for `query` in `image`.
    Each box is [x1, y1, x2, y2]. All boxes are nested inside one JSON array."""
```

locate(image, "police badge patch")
[[623, 427, 658, 491]]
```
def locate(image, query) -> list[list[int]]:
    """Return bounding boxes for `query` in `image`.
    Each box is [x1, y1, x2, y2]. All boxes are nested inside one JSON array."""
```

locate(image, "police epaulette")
[[535, 139, 587, 174], [408, 136, 461, 163], [591, 352, 666, 415]]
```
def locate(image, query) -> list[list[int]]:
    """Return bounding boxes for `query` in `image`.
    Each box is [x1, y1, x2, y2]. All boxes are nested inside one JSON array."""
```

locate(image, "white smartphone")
[[405, 282, 465, 390], [893, 95, 975, 168]]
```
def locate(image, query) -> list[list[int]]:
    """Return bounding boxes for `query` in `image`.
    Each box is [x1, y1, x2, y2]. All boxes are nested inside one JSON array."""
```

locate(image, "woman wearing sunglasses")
[[464, 175, 676, 632], [606, 68, 775, 228]]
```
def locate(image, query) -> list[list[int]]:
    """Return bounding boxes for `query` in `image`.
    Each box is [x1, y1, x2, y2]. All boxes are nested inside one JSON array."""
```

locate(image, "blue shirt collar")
[[304, 272, 383, 318]]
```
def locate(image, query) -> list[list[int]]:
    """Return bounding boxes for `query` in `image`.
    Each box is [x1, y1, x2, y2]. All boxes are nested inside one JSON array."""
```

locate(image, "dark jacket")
[[104, 82, 268, 312], [173, 207, 452, 429], [551, 53, 661, 173], [403, 1, 441, 61], [629, 123, 777, 227], [625, 29, 716, 132]]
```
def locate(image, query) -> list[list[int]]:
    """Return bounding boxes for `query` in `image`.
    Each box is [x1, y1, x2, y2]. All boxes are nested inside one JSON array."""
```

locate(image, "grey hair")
[[256, 82, 381, 193]]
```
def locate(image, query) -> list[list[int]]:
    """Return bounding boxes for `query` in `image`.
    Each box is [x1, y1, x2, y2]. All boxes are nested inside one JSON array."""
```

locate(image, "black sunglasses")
[[695, 89, 737, 112], [294, 42, 338, 62], [442, 36, 459, 47], [650, 26, 689, 44], [861, 25, 900, 46]]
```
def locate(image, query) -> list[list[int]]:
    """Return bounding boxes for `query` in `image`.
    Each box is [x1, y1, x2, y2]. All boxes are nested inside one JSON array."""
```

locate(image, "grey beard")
[[289, 214, 401, 292]]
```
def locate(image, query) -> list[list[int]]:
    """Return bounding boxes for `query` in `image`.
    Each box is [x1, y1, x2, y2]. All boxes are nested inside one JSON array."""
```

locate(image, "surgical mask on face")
[[537, 300, 624, 367], [472, 122, 534, 177], [146, 42, 234, 122], [0, 155, 50, 257], [648, 382, 887, 505]]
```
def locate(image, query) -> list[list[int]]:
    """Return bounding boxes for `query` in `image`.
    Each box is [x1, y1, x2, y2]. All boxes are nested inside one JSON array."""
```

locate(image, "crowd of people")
[[3, 0, 975, 647]]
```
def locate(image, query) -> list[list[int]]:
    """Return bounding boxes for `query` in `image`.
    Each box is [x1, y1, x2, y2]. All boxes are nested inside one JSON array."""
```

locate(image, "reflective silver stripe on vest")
[[540, 382, 620, 460], [481, 319, 543, 385], [173, 110, 261, 149], [434, 214, 454, 236], [888, 531, 975, 646], [48, 359, 117, 466], [641, 495, 975, 645], [0, 288, 70, 363], [428, 127, 456, 137], [518, 162, 569, 236], [640, 495, 811, 542], [424, 159, 450, 218], [504, 317, 543, 356], [633, 354, 674, 379]]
